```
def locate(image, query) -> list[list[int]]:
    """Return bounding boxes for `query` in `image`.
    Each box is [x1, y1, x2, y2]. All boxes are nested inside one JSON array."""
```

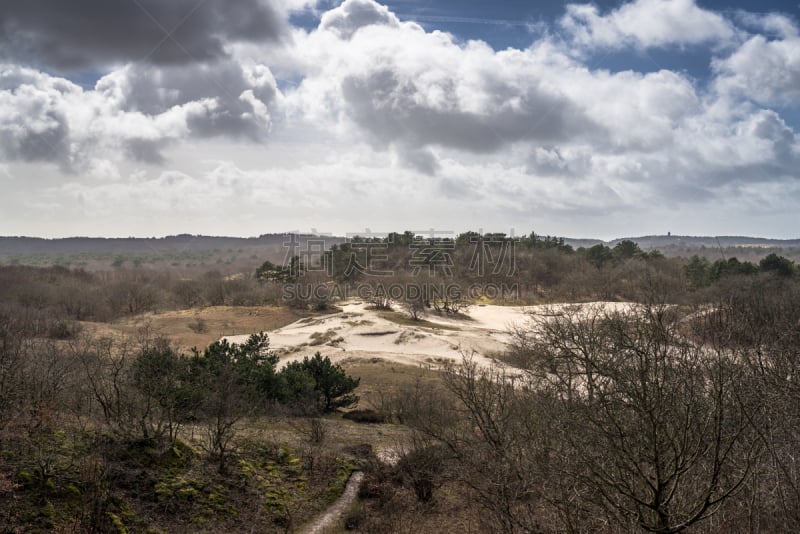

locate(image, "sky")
[[1, 0, 799, 239]]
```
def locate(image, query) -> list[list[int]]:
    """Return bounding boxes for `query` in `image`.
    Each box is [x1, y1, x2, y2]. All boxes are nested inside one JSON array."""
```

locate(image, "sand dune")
[[223, 301, 634, 370]]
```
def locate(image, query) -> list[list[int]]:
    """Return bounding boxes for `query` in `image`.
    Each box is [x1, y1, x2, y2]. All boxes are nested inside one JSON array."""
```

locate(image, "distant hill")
[[561, 235, 800, 251], [0, 234, 348, 272], [610, 235, 800, 250], [0, 234, 345, 256], [561, 234, 800, 263], [2, 233, 798, 269]]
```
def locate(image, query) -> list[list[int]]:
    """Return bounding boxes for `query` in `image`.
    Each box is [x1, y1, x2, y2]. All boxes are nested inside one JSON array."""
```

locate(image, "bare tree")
[[394, 364, 556, 532], [517, 303, 761, 533], [694, 278, 800, 529], [72, 335, 147, 441], [0, 308, 26, 448], [400, 302, 763, 533]]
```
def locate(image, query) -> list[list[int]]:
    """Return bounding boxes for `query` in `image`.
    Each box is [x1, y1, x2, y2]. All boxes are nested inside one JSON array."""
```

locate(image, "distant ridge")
[[1, 233, 798, 257], [0, 234, 345, 256], [607, 235, 800, 250], [560, 235, 800, 250]]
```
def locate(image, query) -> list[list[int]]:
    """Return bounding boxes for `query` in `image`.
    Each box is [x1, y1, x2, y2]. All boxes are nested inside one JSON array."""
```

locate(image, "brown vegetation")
[[1, 232, 799, 532]]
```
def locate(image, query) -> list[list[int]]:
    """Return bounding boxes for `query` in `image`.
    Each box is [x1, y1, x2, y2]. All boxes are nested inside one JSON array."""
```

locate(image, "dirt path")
[[300, 471, 364, 534]]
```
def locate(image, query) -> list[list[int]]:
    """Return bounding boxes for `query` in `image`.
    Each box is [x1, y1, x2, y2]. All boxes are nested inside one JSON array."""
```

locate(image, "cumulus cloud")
[[96, 59, 279, 141], [560, 0, 737, 49], [2, 0, 800, 238], [715, 110, 799, 180], [713, 34, 800, 106], [340, 65, 594, 153], [0, 66, 75, 164], [289, 21, 599, 172], [394, 145, 440, 175], [0, 1, 285, 168], [527, 146, 592, 177], [0, 0, 287, 70], [555, 68, 700, 152], [734, 12, 798, 39], [320, 0, 400, 39], [273, 0, 799, 215], [124, 137, 169, 165], [0, 59, 281, 167]]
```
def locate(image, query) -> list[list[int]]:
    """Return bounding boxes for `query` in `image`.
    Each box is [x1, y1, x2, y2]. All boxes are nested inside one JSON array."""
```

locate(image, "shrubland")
[[1, 230, 799, 532]]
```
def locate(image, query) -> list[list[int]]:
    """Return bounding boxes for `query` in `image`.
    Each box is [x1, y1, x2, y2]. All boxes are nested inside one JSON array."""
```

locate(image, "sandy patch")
[[223, 301, 636, 370]]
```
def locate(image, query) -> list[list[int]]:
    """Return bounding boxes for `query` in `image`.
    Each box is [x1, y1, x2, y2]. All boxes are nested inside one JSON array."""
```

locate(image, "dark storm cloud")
[[0, 107, 70, 163], [0, 0, 287, 70], [0, 57, 280, 168], [341, 68, 598, 160], [395, 145, 440, 175], [103, 60, 276, 117], [97, 59, 279, 145], [526, 146, 591, 177], [124, 137, 167, 165]]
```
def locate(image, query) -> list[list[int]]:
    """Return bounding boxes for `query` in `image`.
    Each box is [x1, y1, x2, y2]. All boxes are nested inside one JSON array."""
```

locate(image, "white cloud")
[[0, 65, 76, 164], [87, 158, 121, 181], [287, 22, 600, 170], [560, 0, 737, 49], [713, 34, 800, 106], [319, 0, 400, 39], [0, 58, 282, 169], [293, 1, 798, 211], [554, 67, 700, 151], [94, 59, 280, 142], [735, 11, 799, 39], [1, 0, 800, 239]]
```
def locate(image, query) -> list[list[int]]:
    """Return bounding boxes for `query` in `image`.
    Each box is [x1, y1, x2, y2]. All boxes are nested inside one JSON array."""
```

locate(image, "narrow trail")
[[300, 471, 364, 534]]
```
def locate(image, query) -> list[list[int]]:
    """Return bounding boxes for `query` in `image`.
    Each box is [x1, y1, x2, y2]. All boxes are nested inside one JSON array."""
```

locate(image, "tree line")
[[0, 265, 286, 329], [258, 230, 798, 316]]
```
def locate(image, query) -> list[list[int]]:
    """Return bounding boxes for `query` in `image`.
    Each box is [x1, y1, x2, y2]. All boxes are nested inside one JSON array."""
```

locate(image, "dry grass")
[[36, 303, 471, 532], [310, 329, 345, 347], [377, 311, 462, 331], [81, 305, 335, 350], [240, 415, 411, 459], [339, 358, 443, 412]]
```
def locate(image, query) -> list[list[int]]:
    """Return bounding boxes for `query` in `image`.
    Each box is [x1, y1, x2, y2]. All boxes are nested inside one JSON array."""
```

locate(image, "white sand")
[[223, 301, 635, 370]]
